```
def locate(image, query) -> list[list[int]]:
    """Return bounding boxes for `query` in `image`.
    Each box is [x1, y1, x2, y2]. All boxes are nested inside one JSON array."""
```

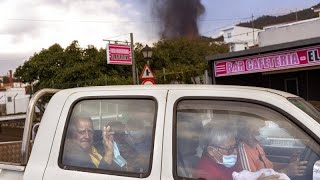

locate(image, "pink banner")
[[214, 46, 320, 77], [107, 44, 132, 65]]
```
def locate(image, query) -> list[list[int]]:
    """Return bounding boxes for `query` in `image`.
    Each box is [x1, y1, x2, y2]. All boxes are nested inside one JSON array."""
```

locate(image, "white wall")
[[229, 43, 250, 52], [0, 92, 5, 105], [223, 26, 261, 52], [259, 18, 320, 47], [12, 82, 28, 88], [4, 88, 30, 114]]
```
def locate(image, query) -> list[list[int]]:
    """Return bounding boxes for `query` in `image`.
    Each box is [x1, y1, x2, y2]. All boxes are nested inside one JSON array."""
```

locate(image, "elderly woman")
[[194, 122, 240, 180], [194, 121, 282, 180], [237, 118, 307, 177]]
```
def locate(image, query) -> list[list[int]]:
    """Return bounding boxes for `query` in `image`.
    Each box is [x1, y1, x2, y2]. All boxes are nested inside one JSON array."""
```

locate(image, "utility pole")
[[251, 14, 255, 46], [13, 93, 18, 114], [130, 33, 137, 85], [163, 68, 166, 82], [136, 67, 140, 84], [295, 9, 298, 21]]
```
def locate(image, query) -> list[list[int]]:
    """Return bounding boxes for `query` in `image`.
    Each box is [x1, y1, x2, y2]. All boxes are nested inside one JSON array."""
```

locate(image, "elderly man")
[[62, 115, 116, 169]]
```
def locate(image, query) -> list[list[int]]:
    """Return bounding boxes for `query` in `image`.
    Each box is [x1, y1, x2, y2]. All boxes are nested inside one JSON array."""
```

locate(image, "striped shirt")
[[238, 142, 273, 172]]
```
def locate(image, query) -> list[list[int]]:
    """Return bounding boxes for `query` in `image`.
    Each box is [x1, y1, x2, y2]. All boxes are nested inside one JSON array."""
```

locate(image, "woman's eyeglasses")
[[211, 143, 238, 154]]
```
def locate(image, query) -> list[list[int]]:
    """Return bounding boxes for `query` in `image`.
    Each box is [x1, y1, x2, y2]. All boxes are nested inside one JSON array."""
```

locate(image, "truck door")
[[162, 89, 320, 180], [43, 89, 167, 180]]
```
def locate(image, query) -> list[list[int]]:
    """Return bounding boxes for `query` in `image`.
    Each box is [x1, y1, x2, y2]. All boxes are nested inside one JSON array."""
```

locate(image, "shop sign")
[[214, 46, 320, 77], [107, 44, 132, 65]]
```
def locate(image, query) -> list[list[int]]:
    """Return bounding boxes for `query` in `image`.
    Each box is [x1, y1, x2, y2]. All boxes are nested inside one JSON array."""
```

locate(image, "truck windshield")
[[288, 97, 320, 123]]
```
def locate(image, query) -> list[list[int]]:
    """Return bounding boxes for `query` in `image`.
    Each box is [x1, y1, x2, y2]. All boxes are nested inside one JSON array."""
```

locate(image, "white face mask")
[[213, 148, 237, 168], [113, 142, 127, 167]]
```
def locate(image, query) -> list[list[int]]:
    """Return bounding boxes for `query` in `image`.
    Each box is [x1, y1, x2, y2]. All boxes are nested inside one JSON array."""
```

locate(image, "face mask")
[[213, 148, 237, 168], [220, 154, 237, 168], [113, 142, 127, 168]]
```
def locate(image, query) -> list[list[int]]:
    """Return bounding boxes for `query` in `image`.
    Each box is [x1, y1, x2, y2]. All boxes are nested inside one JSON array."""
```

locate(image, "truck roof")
[[58, 85, 297, 99]]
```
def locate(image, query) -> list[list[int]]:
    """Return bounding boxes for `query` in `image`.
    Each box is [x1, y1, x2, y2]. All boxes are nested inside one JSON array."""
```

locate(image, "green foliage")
[[14, 41, 133, 90], [15, 37, 228, 90], [135, 37, 228, 83]]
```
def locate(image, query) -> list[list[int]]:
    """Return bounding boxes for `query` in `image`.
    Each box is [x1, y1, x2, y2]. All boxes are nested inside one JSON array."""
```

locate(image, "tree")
[[15, 41, 133, 90], [15, 37, 228, 92], [15, 43, 65, 87], [14, 41, 134, 114], [135, 37, 228, 84], [238, 4, 320, 29]]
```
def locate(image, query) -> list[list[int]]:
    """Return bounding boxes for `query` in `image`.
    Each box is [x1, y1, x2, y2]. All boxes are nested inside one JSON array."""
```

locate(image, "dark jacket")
[[62, 139, 118, 170]]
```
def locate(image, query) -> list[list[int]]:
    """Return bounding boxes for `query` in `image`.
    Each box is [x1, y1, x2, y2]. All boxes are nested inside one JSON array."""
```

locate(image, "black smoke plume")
[[152, 0, 205, 39]]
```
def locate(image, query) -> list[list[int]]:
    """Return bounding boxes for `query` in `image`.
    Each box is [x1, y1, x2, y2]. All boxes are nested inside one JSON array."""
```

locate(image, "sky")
[[0, 0, 319, 75]]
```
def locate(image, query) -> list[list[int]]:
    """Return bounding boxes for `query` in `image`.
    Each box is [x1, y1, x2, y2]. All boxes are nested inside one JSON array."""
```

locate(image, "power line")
[[228, 31, 258, 38], [6, 16, 254, 24], [201, 22, 239, 35], [0, 57, 29, 61], [200, 15, 259, 36], [200, 9, 300, 36], [6, 7, 308, 25], [104, 33, 130, 40], [200, 16, 252, 22], [7, 18, 160, 24]]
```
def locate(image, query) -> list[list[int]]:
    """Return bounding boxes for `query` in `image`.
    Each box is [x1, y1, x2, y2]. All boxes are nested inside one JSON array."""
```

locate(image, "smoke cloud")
[[152, 0, 205, 39]]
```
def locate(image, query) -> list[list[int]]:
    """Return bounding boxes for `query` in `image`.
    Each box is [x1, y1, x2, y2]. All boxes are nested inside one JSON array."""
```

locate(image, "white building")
[[221, 26, 261, 52], [0, 88, 30, 115], [258, 17, 320, 47], [312, 5, 320, 17]]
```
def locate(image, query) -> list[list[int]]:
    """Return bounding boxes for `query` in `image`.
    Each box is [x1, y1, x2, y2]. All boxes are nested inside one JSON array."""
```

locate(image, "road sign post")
[[141, 79, 155, 85], [140, 64, 156, 85]]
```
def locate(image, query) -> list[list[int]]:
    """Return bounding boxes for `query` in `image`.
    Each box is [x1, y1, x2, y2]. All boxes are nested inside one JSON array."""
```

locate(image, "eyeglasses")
[[77, 128, 94, 136], [211, 143, 238, 154]]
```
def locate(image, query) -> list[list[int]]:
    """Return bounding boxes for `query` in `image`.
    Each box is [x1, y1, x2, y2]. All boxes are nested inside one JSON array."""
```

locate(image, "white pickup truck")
[[1, 85, 320, 180]]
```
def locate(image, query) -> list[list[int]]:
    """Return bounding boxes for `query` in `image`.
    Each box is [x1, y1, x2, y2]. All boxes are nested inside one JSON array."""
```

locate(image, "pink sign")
[[107, 44, 132, 65], [214, 46, 320, 77]]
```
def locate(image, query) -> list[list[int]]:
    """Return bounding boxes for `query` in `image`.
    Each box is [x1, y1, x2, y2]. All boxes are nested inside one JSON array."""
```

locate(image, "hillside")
[[238, 3, 320, 29]]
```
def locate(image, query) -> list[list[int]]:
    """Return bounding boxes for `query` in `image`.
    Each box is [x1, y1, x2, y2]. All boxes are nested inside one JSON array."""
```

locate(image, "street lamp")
[[142, 45, 153, 65]]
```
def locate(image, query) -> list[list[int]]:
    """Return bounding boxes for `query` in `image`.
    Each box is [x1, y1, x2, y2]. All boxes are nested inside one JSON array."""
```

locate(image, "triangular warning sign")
[[140, 64, 155, 79]]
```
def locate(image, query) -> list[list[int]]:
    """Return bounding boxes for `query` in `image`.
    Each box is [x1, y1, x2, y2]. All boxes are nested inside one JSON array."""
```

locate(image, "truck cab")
[[0, 85, 320, 180]]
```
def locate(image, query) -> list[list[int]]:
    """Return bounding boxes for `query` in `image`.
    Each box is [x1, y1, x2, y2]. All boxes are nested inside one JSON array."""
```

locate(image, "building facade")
[[258, 18, 320, 47], [207, 37, 320, 108], [0, 88, 30, 115], [221, 26, 261, 52], [0, 70, 30, 115]]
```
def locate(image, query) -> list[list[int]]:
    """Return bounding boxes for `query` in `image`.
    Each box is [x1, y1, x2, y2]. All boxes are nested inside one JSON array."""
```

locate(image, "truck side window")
[[175, 99, 320, 180], [60, 99, 156, 178]]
